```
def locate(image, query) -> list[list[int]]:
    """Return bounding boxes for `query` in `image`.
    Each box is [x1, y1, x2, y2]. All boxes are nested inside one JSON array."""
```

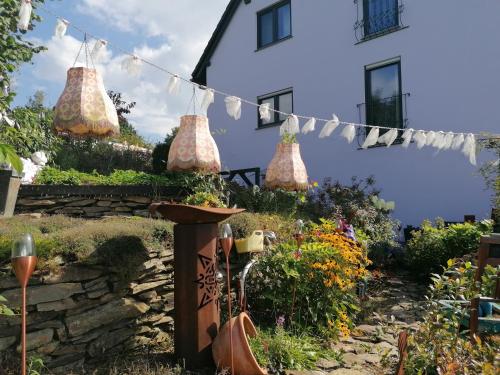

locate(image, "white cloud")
[[30, 0, 229, 139]]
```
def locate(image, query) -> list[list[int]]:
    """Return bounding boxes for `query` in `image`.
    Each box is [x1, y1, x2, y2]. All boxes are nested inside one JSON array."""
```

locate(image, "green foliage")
[[0, 105, 61, 160], [152, 128, 178, 174], [223, 212, 260, 238], [248, 327, 339, 372], [27, 357, 45, 375], [0, 0, 46, 111], [248, 221, 369, 338], [54, 139, 152, 174], [0, 216, 173, 265], [230, 185, 303, 217], [183, 191, 226, 208], [404, 258, 499, 374], [0, 143, 22, 173], [0, 294, 15, 316], [302, 177, 399, 256], [281, 133, 297, 144], [405, 219, 493, 277]]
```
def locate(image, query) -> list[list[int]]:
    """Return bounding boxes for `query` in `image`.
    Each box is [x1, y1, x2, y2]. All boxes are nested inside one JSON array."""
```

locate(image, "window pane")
[[278, 92, 293, 121], [259, 11, 274, 47], [367, 63, 401, 128], [365, 0, 398, 35], [260, 97, 275, 125], [277, 3, 291, 40]]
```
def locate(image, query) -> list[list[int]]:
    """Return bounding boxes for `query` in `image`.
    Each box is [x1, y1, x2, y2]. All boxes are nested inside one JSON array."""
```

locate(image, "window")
[[365, 60, 403, 131], [363, 0, 399, 36], [257, 89, 293, 128], [257, 1, 291, 49]]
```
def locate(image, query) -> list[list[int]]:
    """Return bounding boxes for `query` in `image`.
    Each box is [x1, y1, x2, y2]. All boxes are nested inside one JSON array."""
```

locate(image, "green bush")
[[302, 177, 399, 257], [223, 212, 261, 238], [405, 219, 493, 276], [404, 258, 498, 374], [183, 192, 226, 208]]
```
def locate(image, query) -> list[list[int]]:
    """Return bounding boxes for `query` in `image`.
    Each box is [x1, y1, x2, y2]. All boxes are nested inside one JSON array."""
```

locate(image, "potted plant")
[[0, 143, 23, 218], [224, 212, 264, 254]]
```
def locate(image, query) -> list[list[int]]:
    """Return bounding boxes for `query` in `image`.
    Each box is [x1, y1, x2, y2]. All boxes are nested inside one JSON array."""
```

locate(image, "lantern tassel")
[[413, 130, 427, 149], [225, 96, 241, 120], [18, 0, 32, 31], [91, 39, 107, 62], [318, 114, 340, 138], [378, 128, 398, 147], [54, 19, 68, 38], [200, 88, 215, 113], [462, 133, 477, 166], [259, 103, 271, 122], [362, 126, 379, 149], [341, 124, 356, 143], [401, 128, 413, 148], [302, 117, 316, 134], [167, 75, 181, 95], [451, 133, 465, 150]]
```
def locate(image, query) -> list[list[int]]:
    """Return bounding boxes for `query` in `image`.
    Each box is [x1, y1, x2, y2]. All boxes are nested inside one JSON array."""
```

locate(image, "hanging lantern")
[[167, 115, 221, 173], [54, 67, 119, 137], [265, 142, 308, 191]]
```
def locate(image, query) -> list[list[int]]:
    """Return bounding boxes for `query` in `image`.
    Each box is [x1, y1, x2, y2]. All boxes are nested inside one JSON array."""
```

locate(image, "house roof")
[[192, 0, 250, 85]]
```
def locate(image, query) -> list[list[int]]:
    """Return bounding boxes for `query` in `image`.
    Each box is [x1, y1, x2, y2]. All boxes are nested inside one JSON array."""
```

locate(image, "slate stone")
[[2, 283, 83, 307]]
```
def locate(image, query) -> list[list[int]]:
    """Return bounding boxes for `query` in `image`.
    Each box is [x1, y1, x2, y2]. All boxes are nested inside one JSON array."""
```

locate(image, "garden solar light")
[[294, 219, 305, 250], [219, 223, 234, 375], [11, 233, 37, 375]]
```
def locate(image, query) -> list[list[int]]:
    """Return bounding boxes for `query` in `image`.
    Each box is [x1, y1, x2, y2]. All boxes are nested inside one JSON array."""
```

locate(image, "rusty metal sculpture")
[[150, 203, 243, 369], [11, 234, 37, 375]]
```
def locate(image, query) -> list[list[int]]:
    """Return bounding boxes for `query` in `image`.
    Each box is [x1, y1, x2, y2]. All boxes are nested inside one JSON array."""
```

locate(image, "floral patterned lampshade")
[[265, 143, 308, 191], [167, 115, 221, 173], [54, 67, 119, 137]]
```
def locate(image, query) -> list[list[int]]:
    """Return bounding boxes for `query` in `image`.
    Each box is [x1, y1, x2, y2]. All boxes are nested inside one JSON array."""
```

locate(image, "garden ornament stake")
[[293, 219, 305, 251], [220, 223, 234, 374], [11, 234, 37, 375]]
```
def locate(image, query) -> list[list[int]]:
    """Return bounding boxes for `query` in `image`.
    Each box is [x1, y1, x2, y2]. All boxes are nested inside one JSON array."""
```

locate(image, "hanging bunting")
[[362, 126, 379, 149], [91, 39, 107, 62], [413, 130, 427, 149], [54, 19, 68, 38], [401, 128, 414, 148], [18, 0, 32, 31], [425, 131, 436, 146], [462, 133, 477, 165], [121, 55, 142, 76], [225, 96, 241, 120], [280, 114, 299, 135], [341, 124, 356, 143], [378, 128, 398, 147], [301, 117, 316, 134], [451, 133, 465, 150], [167, 75, 181, 95], [200, 88, 215, 113], [432, 131, 446, 149], [441, 132, 454, 150], [259, 103, 271, 122], [318, 114, 340, 138]]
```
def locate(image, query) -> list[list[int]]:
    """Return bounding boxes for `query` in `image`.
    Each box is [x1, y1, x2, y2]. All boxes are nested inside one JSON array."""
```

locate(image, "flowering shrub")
[[404, 258, 499, 374], [248, 219, 370, 338]]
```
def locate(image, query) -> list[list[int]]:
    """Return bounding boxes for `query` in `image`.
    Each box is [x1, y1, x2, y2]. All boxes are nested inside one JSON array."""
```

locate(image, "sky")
[[13, 0, 229, 143]]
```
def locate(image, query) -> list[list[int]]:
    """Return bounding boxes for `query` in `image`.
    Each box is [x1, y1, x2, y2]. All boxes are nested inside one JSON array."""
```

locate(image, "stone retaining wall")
[[15, 185, 185, 218], [0, 241, 174, 373]]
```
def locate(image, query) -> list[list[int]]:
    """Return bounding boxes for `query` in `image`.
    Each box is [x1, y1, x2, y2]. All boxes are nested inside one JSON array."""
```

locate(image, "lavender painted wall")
[[203, 0, 500, 226]]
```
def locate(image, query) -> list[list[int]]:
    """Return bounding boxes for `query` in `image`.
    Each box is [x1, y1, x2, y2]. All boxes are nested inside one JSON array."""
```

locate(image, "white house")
[[192, 0, 500, 226]]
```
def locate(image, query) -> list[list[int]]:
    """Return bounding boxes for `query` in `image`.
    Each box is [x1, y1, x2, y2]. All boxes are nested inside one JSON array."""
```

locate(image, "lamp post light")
[[219, 223, 234, 375], [11, 234, 37, 375]]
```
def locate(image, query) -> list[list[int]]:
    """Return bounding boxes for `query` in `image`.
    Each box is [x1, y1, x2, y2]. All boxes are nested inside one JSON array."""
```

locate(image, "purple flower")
[[276, 315, 285, 327]]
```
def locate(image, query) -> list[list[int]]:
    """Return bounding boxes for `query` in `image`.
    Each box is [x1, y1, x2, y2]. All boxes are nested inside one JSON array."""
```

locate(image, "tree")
[[0, 0, 46, 112], [152, 127, 178, 174]]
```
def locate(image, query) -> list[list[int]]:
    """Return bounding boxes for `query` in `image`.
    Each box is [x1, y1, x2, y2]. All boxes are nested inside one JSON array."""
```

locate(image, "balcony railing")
[[354, 0, 405, 41], [356, 93, 410, 146]]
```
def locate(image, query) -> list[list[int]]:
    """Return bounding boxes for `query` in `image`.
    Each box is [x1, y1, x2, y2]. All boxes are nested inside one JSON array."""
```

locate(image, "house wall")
[[204, 0, 500, 226]]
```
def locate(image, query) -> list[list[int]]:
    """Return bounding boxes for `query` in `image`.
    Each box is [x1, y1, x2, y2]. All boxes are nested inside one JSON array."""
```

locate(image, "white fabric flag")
[[378, 128, 398, 147], [91, 40, 107, 62], [280, 114, 300, 135], [200, 88, 215, 113], [451, 134, 465, 150], [441, 132, 454, 150], [362, 127, 379, 149], [425, 131, 436, 146], [341, 124, 356, 143], [121, 55, 142, 76], [462, 133, 477, 166], [225, 96, 242, 120], [259, 103, 271, 122], [167, 75, 181, 95], [18, 0, 32, 31], [301, 117, 316, 134], [54, 19, 68, 38], [413, 130, 427, 149], [318, 114, 340, 138], [401, 128, 414, 148]]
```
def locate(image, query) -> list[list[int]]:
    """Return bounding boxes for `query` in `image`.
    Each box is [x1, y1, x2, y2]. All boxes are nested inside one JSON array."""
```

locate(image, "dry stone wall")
[[0, 242, 174, 373]]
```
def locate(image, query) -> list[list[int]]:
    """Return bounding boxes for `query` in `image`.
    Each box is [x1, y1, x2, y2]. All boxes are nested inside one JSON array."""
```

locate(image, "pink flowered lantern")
[[265, 143, 308, 191], [54, 67, 119, 137], [167, 115, 221, 173]]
